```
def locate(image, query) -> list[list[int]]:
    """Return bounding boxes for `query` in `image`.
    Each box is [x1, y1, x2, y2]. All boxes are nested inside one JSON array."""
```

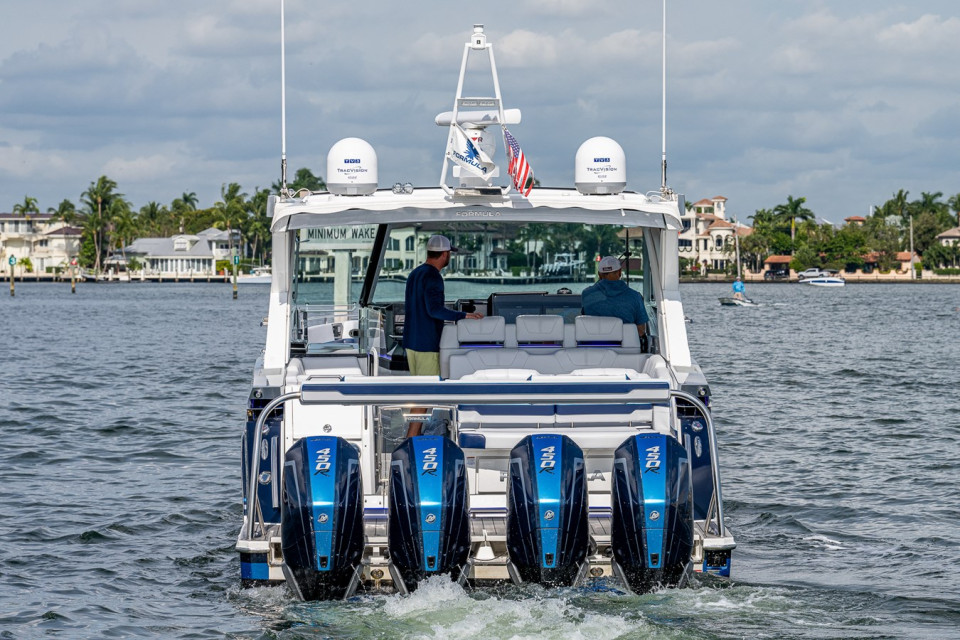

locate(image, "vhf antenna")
[[279, 0, 289, 197], [660, 0, 670, 195]]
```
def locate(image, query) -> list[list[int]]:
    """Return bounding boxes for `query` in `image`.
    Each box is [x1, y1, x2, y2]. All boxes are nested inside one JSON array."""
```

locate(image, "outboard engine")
[[610, 433, 693, 592], [280, 436, 364, 600], [388, 436, 470, 593], [506, 434, 589, 586]]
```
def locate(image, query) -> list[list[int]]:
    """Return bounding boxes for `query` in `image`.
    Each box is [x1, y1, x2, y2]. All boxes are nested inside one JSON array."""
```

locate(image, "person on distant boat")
[[403, 234, 483, 437], [581, 256, 648, 340], [732, 276, 745, 300]]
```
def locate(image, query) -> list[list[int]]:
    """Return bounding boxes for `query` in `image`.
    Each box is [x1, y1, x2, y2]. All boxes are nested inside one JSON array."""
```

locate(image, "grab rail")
[[241, 383, 726, 542], [669, 390, 726, 538]]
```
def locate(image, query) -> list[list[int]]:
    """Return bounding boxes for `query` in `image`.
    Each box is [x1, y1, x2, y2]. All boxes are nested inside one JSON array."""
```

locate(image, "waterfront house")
[[123, 228, 237, 276], [0, 212, 81, 272], [936, 226, 960, 247], [678, 196, 752, 272]]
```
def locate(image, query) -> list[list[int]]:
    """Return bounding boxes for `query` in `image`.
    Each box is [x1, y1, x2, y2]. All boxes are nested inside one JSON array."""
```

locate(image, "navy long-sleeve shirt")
[[403, 263, 465, 352]]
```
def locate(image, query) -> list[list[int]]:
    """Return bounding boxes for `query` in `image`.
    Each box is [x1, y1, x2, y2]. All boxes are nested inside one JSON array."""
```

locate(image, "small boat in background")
[[719, 296, 760, 307], [800, 276, 845, 287], [237, 266, 271, 284]]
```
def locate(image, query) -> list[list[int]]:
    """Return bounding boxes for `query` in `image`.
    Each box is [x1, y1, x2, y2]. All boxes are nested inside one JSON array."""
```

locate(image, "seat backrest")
[[515, 314, 565, 347], [457, 316, 506, 345], [575, 315, 623, 346], [439, 316, 506, 378]]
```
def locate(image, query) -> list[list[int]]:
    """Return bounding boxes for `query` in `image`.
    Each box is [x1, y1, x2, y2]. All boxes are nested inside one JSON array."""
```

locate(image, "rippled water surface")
[[2, 282, 959, 639]]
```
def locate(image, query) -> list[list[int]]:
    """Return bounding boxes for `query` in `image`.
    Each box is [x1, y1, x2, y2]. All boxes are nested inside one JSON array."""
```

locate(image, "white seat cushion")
[[457, 316, 506, 344], [515, 315, 565, 345]]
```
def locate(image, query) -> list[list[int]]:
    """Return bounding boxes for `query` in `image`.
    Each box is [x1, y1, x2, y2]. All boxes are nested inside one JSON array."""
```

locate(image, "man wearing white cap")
[[404, 234, 483, 435], [581, 256, 649, 339]]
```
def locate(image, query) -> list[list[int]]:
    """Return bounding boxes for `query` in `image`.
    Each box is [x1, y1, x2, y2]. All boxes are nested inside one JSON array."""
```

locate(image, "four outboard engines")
[[506, 434, 589, 586], [387, 436, 471, 594], [610, 433, 694, 592], [278, 430, 695, 599], [280, 435, 364, 600]]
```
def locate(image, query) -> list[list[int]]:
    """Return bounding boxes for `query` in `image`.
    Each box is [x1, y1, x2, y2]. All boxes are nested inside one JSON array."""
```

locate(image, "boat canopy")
[[269, 187, 683, 232]]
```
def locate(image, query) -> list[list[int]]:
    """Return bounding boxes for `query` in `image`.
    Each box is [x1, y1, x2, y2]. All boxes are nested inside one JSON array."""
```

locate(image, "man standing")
[[403, 234, 482, 436], [581, 256, 648, 339], [732, 276, 745, 300]]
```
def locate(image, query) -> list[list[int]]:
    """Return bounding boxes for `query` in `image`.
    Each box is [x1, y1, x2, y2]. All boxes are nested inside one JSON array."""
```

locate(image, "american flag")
[[503, 128, 533, 197]]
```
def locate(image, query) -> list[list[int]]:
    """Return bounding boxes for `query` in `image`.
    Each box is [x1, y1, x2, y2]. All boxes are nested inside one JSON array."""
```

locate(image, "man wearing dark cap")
[[403, 234, 482, 436], [581, 256, 649, 339]]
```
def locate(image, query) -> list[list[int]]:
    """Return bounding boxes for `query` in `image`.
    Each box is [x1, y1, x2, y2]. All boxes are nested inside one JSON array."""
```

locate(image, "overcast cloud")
[[1, 0, 958, 223]]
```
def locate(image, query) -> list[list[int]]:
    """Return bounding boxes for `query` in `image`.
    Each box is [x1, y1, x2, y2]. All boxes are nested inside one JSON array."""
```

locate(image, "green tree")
[[48, 199, 78, 226], [80, 176, 122, 272], [773, 195, 814, 250], [12, 195, 40, 217], [273, 167, 326, 194], [214, 182, 248, 254]]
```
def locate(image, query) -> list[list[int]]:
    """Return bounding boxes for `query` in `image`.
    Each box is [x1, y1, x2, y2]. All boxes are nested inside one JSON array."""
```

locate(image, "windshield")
[[369, 222, 649, 304], [289, 221, 659, 352]]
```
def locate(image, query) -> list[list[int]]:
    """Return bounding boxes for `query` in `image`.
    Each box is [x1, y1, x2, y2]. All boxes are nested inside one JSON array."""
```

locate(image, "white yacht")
[[236, 25, 734, 599]]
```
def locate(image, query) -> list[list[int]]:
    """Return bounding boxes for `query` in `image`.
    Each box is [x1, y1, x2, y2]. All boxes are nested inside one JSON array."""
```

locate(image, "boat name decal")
[[539, 445, 556, 474], [644, 445, 660, 474], [456, 210, 501, 218], [314, 448, 331, 476], [421, 447, 438, 476]]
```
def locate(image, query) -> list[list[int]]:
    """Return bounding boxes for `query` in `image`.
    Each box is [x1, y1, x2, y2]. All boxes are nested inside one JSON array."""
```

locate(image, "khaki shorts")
[[406, 349, 440, 376]]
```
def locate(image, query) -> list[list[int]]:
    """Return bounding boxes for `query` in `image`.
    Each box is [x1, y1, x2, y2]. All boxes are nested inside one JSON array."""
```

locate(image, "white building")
[[0, 212, 82, 273], [123, 228, 237, 275], [677, 196, 750, 272]]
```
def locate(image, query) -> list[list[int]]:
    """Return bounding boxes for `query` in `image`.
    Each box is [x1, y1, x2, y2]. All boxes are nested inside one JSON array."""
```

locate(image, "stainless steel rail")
[[241, 385, 727, 543], [244, 391, 298, 541], [668, 389, 726, 537]]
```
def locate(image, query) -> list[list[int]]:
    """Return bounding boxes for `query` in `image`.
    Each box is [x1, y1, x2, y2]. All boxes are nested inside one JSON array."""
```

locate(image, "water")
[[2, 281, 959, 639]]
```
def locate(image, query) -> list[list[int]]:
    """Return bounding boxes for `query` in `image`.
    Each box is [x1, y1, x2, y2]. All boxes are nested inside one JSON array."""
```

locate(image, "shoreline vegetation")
[[7, 175, 960, 276]]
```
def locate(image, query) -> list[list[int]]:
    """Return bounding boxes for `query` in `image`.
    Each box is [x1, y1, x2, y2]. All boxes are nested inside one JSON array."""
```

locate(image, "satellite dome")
[[326, 137, 378, 195], [575, 137, 626, 195]]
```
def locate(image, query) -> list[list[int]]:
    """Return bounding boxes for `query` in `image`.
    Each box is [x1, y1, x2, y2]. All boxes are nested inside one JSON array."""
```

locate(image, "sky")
[[1, 0, 958, 224]]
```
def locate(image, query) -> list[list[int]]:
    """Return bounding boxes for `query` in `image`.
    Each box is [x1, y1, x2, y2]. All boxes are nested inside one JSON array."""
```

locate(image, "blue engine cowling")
[[280, 436, 364, 600], [610, 433, 693, 592], [506, 434, 589, 586], [388, 436, 470, 593]]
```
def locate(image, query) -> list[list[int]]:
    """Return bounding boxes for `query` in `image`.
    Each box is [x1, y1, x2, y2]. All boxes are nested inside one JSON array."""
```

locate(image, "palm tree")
[[947, 192, 960, 227], [81, 176, 121, 273], [111, 201, 138, 264], [214, 182, 249, 255], [773, 195, 814, 251], [12, 195, 40, 217], [48, 199, 78, 226]]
